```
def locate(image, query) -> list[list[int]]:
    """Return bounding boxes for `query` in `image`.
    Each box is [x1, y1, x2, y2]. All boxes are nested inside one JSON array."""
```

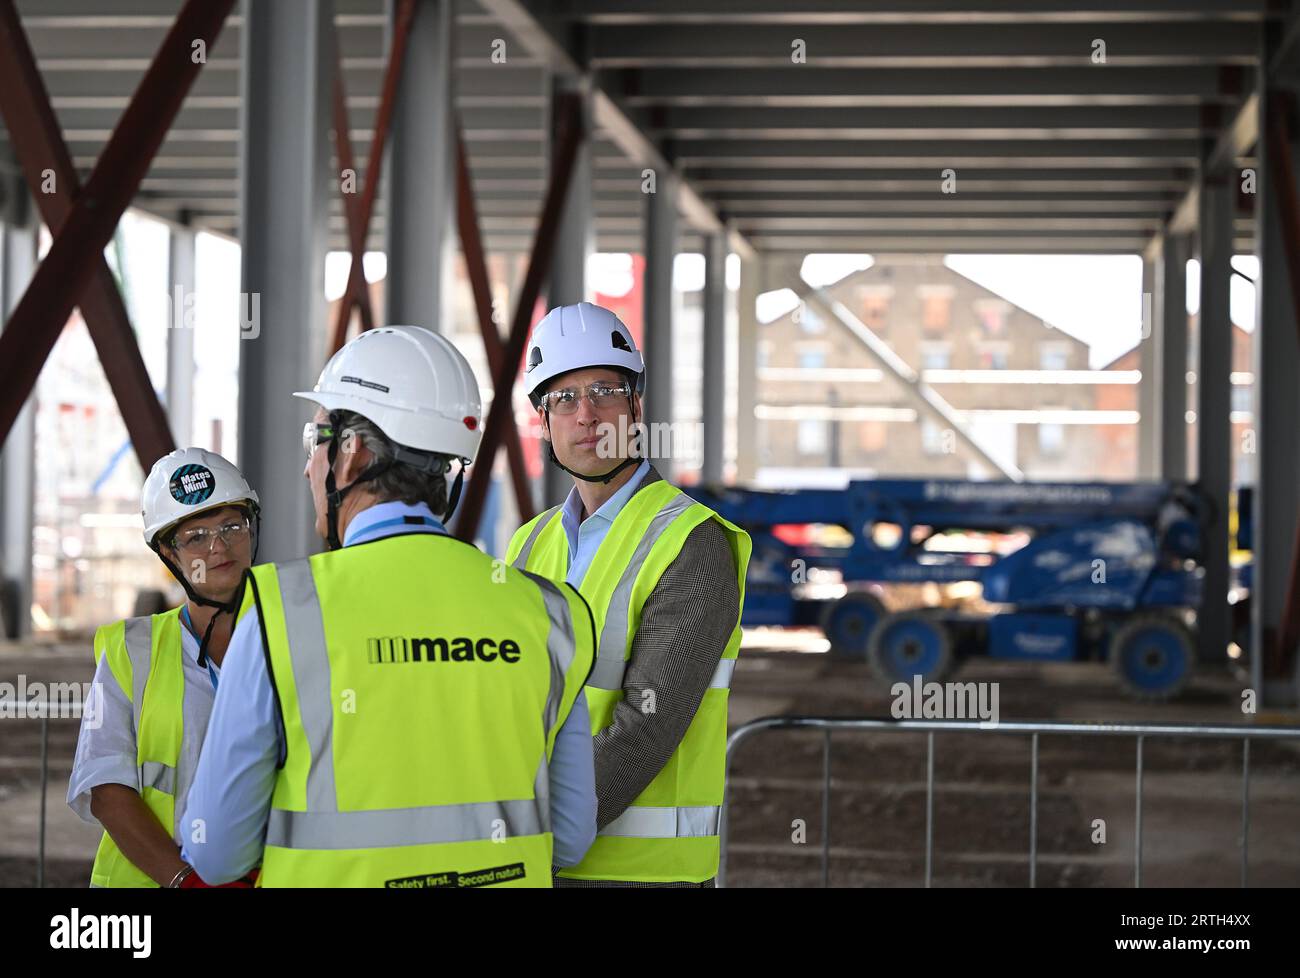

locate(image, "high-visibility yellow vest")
[[242, 532, 595, 888], [507, 480, 751, 883], [89, 607, 189, 888]]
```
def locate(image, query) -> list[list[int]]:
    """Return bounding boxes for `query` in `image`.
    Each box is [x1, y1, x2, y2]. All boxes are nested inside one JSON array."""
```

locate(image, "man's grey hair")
[[334, 410, 452, 516]]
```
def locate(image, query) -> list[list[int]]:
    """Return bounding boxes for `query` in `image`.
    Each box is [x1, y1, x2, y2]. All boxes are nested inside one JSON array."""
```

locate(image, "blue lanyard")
[[180, 607, 220, 691]]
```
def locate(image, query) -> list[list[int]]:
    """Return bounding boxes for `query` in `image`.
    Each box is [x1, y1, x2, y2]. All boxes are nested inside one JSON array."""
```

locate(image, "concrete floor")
[[2, 633, 1298, 888]]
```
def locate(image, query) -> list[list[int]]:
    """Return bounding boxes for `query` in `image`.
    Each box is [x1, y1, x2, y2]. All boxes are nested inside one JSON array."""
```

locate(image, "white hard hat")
[[293, 325, 483, 462], [524, 302, 644, 407], [142, 448, 260, 548]]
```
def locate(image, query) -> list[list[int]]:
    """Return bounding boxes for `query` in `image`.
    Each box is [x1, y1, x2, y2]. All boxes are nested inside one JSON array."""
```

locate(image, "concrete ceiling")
[[0, 0, 1276, 257]]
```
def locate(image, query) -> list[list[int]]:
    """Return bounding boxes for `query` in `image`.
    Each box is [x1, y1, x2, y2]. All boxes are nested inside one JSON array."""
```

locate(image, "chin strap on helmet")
[[152, 507, 261, 668], [323, 409, 399, 551]]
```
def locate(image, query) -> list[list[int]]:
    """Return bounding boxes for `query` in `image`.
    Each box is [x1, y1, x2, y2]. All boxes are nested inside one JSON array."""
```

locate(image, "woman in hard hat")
[[67, 448, 262, 887]]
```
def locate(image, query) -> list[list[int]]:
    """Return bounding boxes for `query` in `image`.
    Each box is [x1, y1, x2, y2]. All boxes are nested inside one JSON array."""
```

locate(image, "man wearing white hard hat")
[[507, 302, 752, 887], [67, 448, 262, 887], [182, 325, 599, 887]]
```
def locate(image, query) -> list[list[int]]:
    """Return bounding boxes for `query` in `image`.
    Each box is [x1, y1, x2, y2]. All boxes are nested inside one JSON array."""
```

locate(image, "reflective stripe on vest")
[[525, 573, 579, 738], [140, 760, 177, 795], [587, 491, 698, 691], [600, 805, 721, 840], [122, 615, 152, 734], [267, 753, 552, 850], [276, 560, 338, 811], [513, 506, 561, 569], [265, 558, 576, 851], [121, 619, 179, 796]]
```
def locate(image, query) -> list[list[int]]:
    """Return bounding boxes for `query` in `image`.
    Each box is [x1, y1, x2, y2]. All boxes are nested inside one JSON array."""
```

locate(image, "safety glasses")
[[541, 380, 631, 415], [302, 421, 336, 461]]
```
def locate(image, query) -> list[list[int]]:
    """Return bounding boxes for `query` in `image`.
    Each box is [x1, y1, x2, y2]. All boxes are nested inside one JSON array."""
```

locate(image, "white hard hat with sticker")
[[141, 447, 260, 548]]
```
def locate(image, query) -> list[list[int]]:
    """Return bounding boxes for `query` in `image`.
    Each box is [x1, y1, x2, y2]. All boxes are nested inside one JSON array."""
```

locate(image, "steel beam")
[[1155, 233, 1190, 480], [166, 224, 196, 446], [1196, 169, 1233, 666], [455, 93, 584, 543], [238, 0, 332, 563], [616, 66, 1242, 106], [735, 255, 761, 485], [454, 126, 533, 526], [590, 21, 1257, 67], [541, 74, 595, 510], [642, 167, 678, 480], [329, 0, 417, 353], [564, 0, 1269, 23], [1254, 85, 1300, 706], [1136, 248, 1159, 478], [701, 231, 727, 484], [0, 0, 217, 466], [384, 0, 456, 330], [473, 0, 753, 259]]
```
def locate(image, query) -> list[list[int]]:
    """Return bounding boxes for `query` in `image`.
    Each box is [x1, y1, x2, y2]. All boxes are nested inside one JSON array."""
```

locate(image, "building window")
[[859, 289, 890, 334], [921, 294, 951, 336], [797, 305, 825, 334], [858, 421, 887, 453], [974, 299, 1009, 339], [920, 342, 951, 370], [921, 419, 949, 456], [1038, 421, 1066, 457], [978, 344, 1010, 370], [1039, 344, 1070, 370], [1231, 385, 1253, 414], [799, 350, 826, 369], [797, 419, 828, 455]]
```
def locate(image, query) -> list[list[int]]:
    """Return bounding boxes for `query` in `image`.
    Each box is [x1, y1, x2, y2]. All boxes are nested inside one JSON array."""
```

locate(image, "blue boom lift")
[[688, 479, 1210, 698]]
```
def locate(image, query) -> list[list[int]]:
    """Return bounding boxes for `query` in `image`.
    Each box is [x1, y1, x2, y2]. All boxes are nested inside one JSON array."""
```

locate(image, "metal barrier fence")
[[719, 716, 1300, 889]]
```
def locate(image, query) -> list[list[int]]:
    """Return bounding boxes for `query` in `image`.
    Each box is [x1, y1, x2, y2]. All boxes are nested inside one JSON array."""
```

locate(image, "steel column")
[[1137, 251, 1160, 478], [1254, 87, 1300, 705], [1196, 169, 1233, 667], [735, 256, 761, 485], [238, 0, 332, 563], [643, 168, 679, 480], [541, 74, 595, 510], [0, 217, 35, 639], [166, 225, 197, 447], [701, 231, 727, 485], [384, 0, 455, 331], [1155, 233, 1190, 480]]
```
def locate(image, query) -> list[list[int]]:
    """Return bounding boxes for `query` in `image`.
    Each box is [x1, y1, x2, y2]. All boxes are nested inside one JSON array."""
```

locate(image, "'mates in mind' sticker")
[[169, 464, 216, 506]]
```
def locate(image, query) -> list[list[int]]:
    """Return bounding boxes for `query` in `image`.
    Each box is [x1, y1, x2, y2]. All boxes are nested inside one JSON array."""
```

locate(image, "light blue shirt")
[[560, 460, 652, 586], [181, 499, 597, 882]]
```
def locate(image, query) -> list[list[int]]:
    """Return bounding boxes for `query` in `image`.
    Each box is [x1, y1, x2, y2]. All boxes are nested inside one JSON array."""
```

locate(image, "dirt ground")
[[2, 633, 1297, 888], [724, 642, 1300, 887]]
